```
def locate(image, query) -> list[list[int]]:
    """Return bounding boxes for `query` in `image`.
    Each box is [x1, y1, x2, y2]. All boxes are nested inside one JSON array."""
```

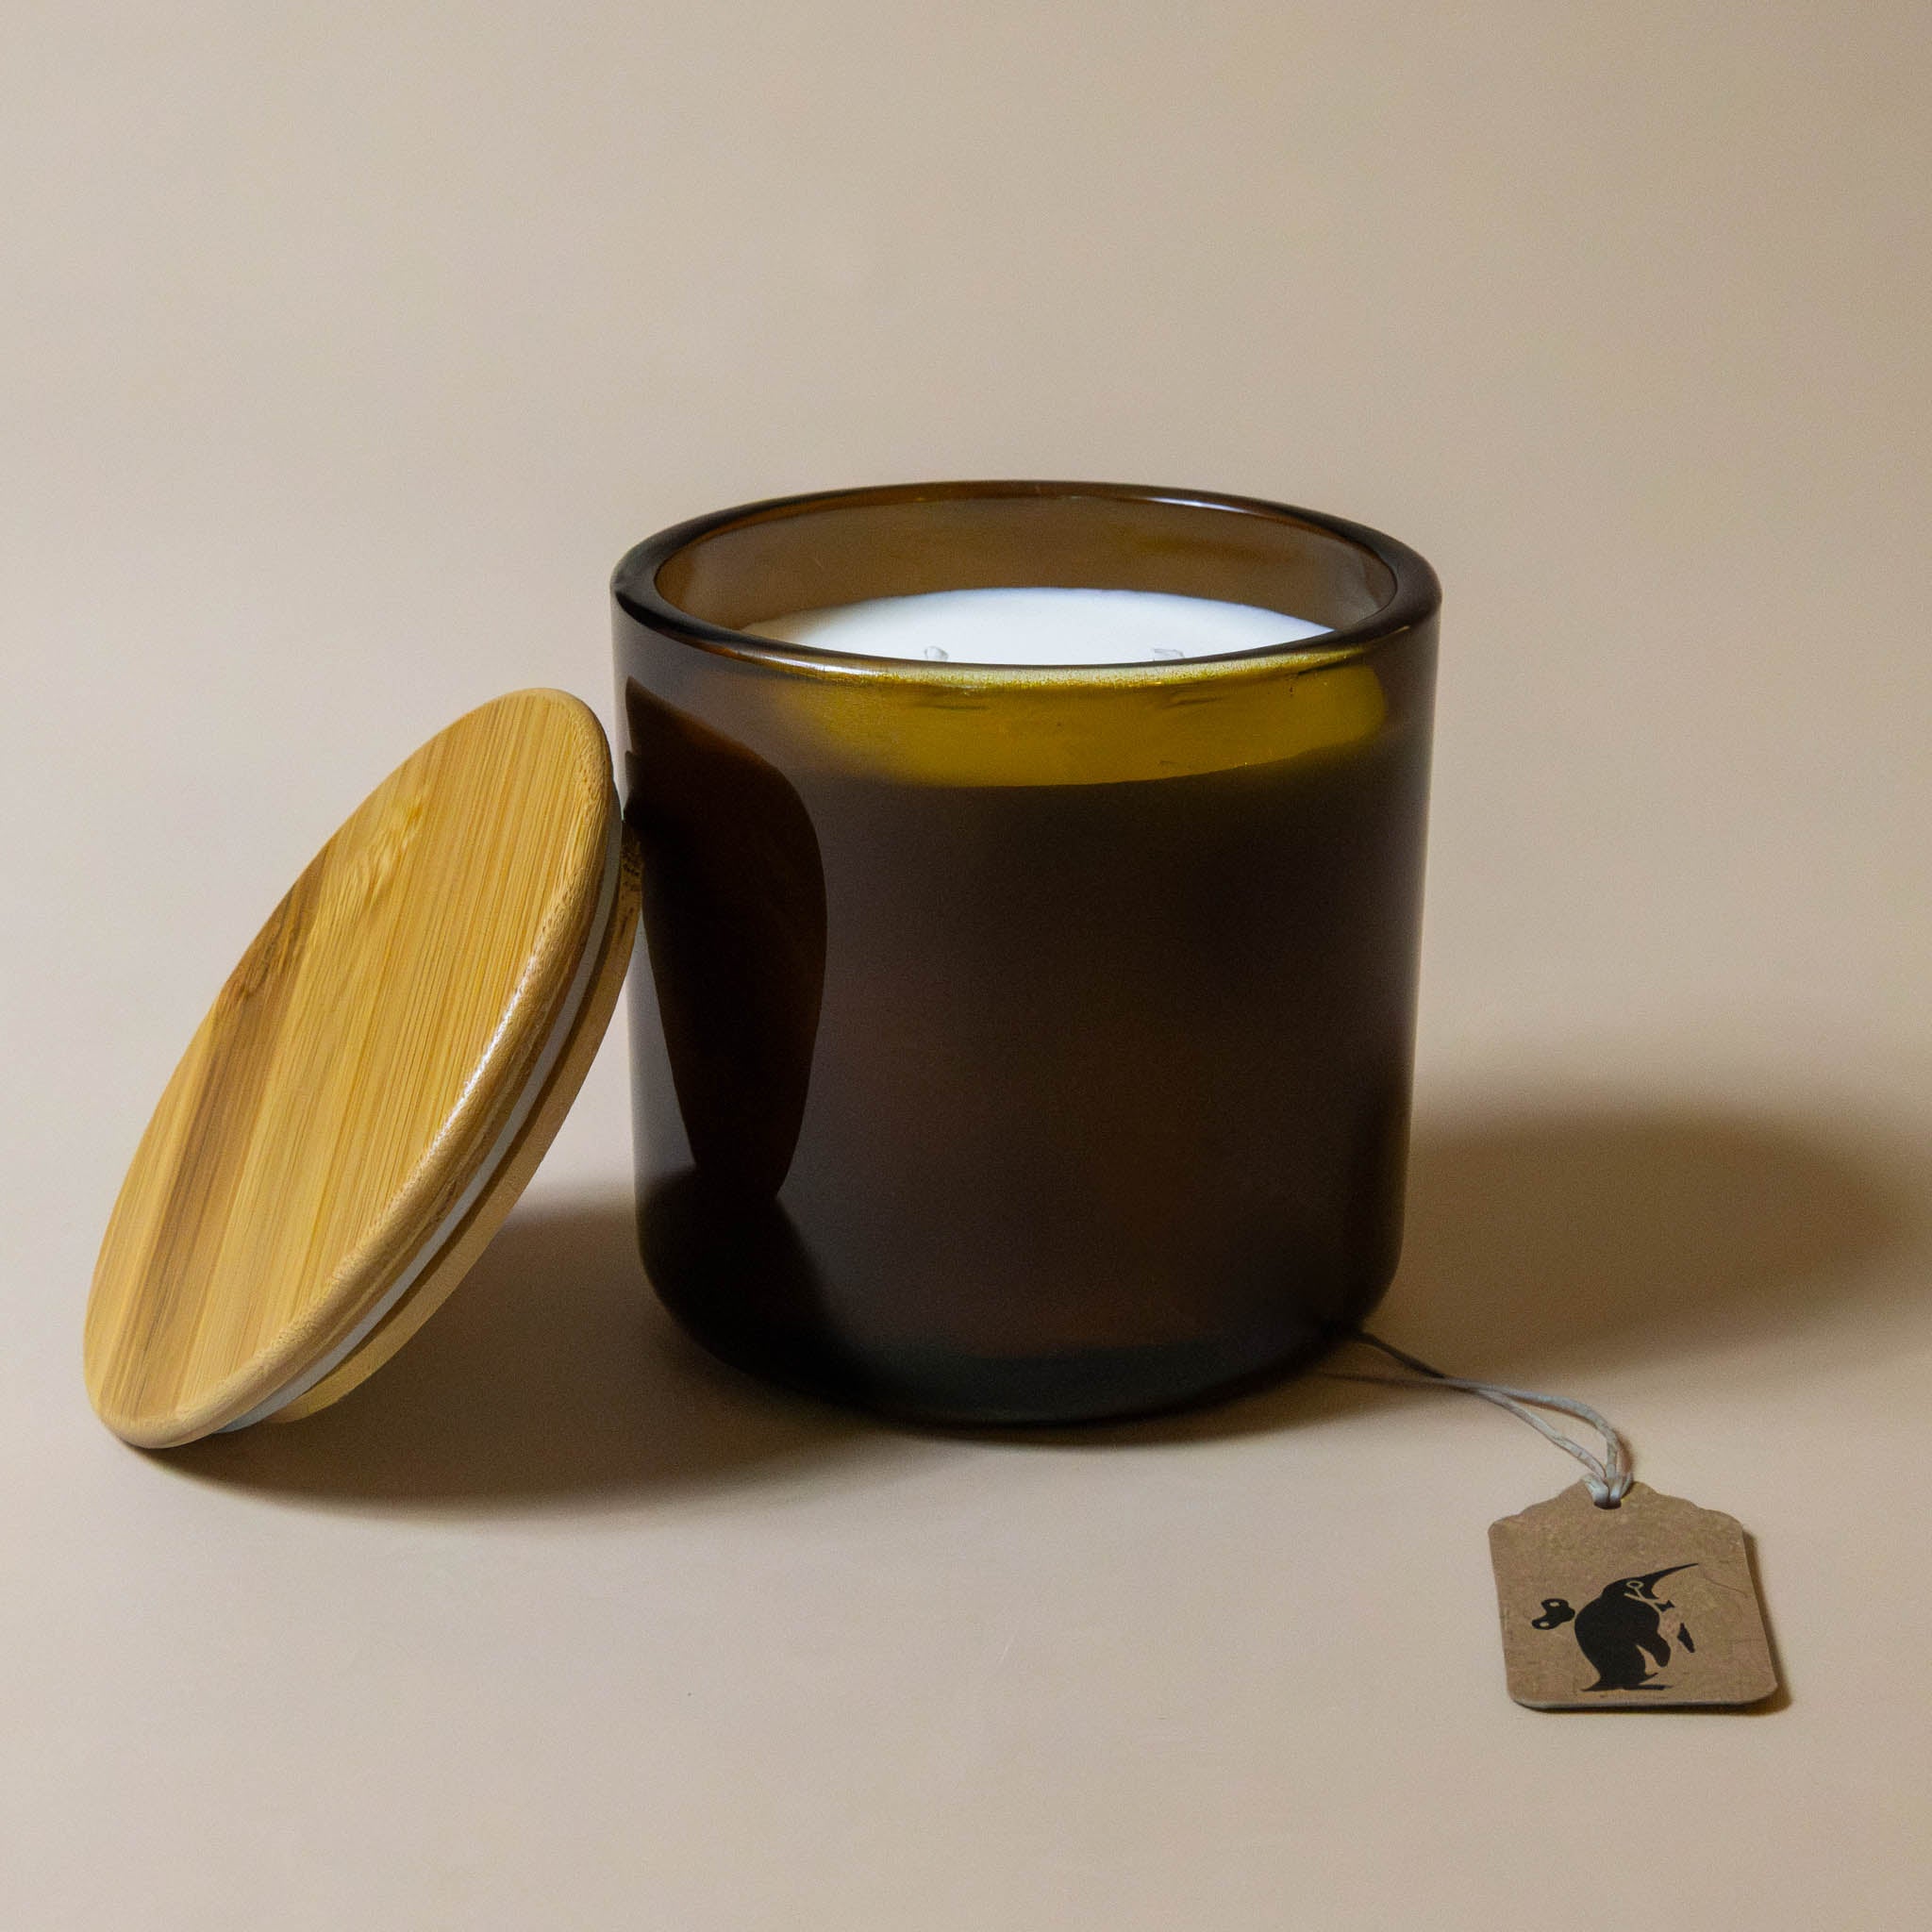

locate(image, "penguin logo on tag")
[[1529, 1565, 1696, 1691]]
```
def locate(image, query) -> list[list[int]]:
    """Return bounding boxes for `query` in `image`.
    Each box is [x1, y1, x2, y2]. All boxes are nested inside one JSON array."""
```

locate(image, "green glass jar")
[[612, 481, 1439, 1424]]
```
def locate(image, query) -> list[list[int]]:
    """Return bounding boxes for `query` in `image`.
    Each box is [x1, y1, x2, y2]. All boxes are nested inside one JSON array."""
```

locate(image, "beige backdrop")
[[6, 3, 1930, 1926]]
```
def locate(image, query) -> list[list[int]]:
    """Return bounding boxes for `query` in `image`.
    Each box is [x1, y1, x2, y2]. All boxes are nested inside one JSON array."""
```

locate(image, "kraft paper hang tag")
[[1324, 1334, 1781, 1712], [1489, 1481, 1778, 1710]]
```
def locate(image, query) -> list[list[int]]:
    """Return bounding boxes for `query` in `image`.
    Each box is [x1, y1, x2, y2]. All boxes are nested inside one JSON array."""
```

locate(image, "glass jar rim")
[[613, 479, 1440, 685]]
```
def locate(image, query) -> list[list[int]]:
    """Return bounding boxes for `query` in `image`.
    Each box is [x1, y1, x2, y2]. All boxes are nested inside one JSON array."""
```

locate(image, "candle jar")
[[612, 481, 1439, 1424]]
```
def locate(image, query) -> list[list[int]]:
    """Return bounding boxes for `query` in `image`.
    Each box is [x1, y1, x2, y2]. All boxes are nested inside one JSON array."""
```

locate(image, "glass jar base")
[[651, 1273, 1371, 1429]]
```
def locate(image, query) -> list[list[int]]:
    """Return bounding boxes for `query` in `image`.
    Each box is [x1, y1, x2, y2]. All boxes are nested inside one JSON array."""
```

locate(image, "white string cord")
[[1323, 1331, 1634, 1507]]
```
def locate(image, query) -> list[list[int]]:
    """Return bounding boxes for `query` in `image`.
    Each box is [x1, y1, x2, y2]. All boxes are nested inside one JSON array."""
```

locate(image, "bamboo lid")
[[85, 691, 641, 1447]]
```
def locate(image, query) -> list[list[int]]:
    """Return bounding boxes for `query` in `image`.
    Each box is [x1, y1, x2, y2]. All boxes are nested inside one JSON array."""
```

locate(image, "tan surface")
[[4, 2, 1930, 1926], [85, 691, 625, 1443]]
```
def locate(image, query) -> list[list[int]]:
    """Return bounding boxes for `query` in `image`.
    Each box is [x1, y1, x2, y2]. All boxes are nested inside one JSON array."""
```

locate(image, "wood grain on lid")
[[86, 690, 628, 1446]]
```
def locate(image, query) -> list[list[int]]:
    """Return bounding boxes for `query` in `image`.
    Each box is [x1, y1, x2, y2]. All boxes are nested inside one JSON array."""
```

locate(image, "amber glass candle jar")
[[612, 481, 1439, 1424]]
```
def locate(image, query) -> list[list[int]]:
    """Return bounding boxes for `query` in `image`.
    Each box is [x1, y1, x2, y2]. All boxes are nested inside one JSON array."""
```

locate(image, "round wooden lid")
[[85, 691, 641, 1447]]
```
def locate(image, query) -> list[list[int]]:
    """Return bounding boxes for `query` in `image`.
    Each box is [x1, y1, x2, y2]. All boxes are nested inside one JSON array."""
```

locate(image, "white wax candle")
[[743, 587, 1330, 667]]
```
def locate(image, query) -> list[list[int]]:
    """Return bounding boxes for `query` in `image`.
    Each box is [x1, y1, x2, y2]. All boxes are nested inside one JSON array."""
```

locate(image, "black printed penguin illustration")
[[1530, 1565, 1696, 1691]]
